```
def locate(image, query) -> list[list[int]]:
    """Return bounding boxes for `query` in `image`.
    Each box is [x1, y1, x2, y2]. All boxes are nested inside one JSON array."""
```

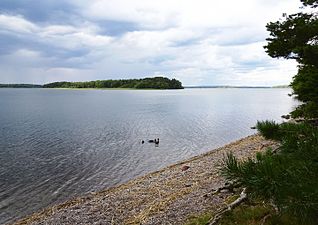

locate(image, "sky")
[[0, 0, 302, 86]]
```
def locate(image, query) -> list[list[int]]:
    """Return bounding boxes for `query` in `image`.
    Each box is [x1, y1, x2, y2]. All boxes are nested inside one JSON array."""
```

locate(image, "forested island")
[[43, 77, 183, 89]]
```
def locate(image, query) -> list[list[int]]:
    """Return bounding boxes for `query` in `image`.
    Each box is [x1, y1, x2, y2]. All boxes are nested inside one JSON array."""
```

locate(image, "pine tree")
[[220, 1, 318, 224], [264, 0, 318, 119]]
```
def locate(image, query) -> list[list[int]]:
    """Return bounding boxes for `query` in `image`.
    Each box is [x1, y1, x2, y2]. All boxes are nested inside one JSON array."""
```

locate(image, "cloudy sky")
[[0, 0, 301, 86]]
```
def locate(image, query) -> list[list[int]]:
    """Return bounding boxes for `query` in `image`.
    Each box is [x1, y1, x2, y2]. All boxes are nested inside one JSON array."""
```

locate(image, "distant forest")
[[43, 77, 183, 89], [0, 84, 42, 88]]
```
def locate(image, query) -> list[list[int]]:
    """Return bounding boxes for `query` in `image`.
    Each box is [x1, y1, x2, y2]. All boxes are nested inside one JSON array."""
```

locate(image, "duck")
[[148, 138, 160, 144]]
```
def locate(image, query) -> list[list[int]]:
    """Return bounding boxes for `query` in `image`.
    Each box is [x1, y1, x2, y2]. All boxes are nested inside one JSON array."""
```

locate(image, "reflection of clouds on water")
[[0, 88, 296, 224]]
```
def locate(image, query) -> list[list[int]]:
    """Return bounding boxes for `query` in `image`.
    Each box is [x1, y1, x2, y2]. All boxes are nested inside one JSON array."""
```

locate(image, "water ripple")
[[0, 88, 297, 224]]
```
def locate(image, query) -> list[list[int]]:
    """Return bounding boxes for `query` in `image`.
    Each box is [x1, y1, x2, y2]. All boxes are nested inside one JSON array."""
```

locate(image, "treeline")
[[0, 84, 42, 88], [43, 77, 183, 89]]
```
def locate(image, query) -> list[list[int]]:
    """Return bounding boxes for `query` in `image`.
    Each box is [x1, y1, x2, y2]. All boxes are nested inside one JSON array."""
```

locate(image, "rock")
[[281, 114, 291, 119], [181, 165, 190, 171]]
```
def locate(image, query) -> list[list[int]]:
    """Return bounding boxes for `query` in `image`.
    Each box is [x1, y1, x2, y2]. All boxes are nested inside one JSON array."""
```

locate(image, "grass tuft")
[[185, 212, 213, 225], [256, 120, 281, 140]]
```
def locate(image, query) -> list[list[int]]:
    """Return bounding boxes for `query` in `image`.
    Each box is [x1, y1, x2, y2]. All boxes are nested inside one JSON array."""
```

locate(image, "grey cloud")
[[0, 1, 148, 37], [0, 30, 91, 68], [217, 37, 265, 47], [169, 37, 201, 47], [205, 26, 267, 46], [0, 0, 77, 24], [0, 32, 30, 54], [96, 20, 139, 36], [144, 55, 176, 66]]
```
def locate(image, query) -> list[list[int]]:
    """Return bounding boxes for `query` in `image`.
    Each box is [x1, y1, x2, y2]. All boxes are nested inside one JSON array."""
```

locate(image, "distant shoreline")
[[0, 84, 42, 88], [184, 85, 290, 88]]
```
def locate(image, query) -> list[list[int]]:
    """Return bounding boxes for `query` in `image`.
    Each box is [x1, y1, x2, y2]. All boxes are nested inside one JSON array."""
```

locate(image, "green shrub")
[[185, 213, 212, 225], [256, 121, 281, 140], [221, 122, 318, 224], [215, 201, 302, 225]]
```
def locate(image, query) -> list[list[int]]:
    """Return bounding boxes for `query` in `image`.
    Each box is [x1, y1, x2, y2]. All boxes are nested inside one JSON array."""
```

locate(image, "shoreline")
[[11, 134, 278, 225]]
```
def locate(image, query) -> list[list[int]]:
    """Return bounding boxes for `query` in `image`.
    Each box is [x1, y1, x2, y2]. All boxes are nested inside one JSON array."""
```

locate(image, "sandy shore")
[[11, 134, 278, 225]]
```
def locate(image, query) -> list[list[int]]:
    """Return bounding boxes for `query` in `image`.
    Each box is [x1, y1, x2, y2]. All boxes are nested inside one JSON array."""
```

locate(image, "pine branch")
[[208, 188, 247, 225]]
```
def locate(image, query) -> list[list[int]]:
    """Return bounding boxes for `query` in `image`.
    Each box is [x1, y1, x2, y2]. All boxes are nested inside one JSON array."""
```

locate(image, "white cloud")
[[0, 49, 49, 68], [226, 60, 298, 86], [0, 14, 38, 33], [75, 0, 301, 29], [43, 67, 95, 82], [78, 0, 180, 29]]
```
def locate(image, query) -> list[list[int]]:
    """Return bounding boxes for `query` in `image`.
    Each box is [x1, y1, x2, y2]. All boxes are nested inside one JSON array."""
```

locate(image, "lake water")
[[0, 88, 297, 224]]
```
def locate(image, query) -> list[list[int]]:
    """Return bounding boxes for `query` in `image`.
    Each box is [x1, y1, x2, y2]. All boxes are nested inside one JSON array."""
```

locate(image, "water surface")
[[0, 88, 297, 224]]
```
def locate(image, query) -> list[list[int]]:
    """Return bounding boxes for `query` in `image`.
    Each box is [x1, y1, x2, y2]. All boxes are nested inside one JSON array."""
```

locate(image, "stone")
[[181, 165, 190, 171]]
